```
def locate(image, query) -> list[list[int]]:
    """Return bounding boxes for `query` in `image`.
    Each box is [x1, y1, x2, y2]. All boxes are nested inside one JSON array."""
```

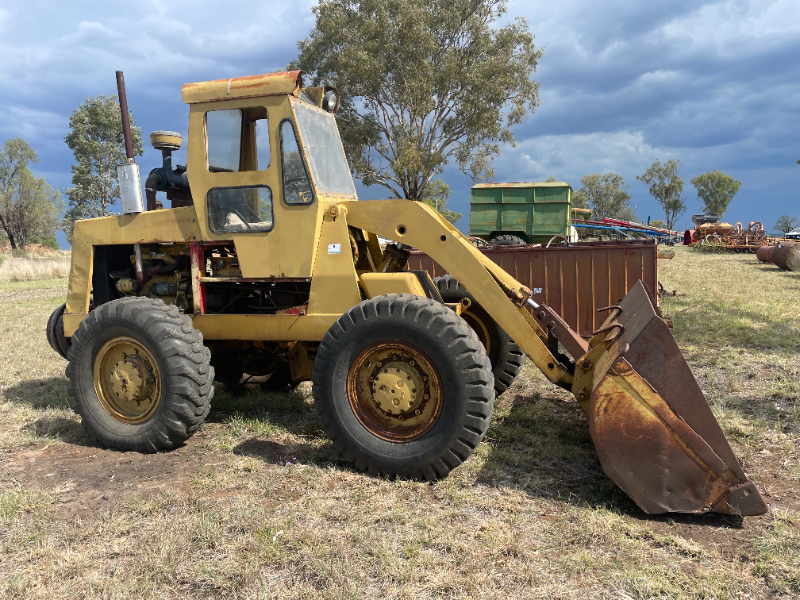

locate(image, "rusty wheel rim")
[[93, 336, 162, 424], [346, 341, 443, 442]]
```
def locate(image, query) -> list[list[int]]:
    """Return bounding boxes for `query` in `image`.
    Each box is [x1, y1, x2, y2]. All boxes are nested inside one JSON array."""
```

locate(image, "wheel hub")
[[372, 364, 422, 414], [109, 354, 155, 405], [347, 341, 442, 442], [93, 337, 161, 424]]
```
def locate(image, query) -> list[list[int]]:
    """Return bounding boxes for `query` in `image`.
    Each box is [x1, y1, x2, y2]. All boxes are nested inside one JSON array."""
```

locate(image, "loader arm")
[[345, 199, 767, 517], [343, 200, 573, 389]]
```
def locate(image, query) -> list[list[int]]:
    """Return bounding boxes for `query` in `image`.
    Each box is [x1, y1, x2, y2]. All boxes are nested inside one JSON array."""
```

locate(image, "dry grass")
[[0, 253, 71, 282], [0, 248, 799, 599]]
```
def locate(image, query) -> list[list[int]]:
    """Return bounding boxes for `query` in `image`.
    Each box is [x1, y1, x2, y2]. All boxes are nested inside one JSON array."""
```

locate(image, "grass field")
[[1, 247, 798, 599], [0, 254, 71, 283]]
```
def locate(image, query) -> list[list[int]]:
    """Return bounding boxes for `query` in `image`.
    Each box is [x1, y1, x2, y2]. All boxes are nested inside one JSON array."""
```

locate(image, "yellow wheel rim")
[[93, 336, 162, 424], [461, 310, 492, 356], [347, 341, 443, 442]]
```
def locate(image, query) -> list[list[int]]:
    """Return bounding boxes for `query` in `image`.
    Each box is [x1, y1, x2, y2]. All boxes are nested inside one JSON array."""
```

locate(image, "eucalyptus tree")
[[292, 0, 542, 201], [637, 159, 685, 231], [63, 95, 142, 238], [0, 138, 60, 249], [573, 173, 637, 222], [422, 179, 461, 224], [690, 170, 742, 217], [774, 215, 797, 235]]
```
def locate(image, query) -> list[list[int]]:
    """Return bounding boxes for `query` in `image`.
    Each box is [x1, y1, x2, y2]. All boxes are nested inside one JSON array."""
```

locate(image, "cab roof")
[[181, 71, 305, 104]]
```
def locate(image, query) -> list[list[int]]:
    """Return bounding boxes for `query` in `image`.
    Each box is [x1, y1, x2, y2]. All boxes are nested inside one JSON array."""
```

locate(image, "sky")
[[0, 0, 797, 247]]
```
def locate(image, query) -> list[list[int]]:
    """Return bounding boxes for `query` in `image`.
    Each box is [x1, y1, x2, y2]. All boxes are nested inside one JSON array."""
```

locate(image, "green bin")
[[469, 182, 572, 244]]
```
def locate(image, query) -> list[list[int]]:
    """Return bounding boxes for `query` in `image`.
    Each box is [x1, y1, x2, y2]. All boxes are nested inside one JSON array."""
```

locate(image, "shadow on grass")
[[3, 376, 70, 410], [3, 377, 94, 446], [477, 391, 744, 529], [212, 383, 335, 465]]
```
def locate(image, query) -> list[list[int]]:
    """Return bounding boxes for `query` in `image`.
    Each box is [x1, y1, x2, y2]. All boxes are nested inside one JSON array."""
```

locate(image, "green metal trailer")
[[469, 182, 573, 245]]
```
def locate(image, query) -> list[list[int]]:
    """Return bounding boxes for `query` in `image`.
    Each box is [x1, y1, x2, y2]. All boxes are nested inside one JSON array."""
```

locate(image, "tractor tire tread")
[[491, 234, 527, 246], [313, 294, 493, 481], [66, 297, 213, 453]]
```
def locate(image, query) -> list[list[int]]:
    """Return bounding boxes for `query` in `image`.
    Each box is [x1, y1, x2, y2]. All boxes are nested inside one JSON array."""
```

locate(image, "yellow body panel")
[[192, 314, 339, 340], [306, 206, 362, 316], [359, 272, 427, 298]]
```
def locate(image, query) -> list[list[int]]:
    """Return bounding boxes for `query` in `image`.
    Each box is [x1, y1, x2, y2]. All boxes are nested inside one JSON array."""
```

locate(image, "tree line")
[[568, 161, 743, 231]]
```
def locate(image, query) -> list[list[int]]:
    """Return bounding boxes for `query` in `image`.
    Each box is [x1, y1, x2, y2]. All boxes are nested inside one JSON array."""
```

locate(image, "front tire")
[[312, 294, 494, 480], [66, 297, 213, 452]]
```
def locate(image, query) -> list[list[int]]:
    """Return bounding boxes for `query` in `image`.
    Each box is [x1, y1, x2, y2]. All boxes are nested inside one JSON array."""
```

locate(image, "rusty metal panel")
[[407, 239, 659, 338]]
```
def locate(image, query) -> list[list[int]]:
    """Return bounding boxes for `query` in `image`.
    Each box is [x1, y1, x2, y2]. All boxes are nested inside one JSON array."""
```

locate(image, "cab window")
[[280, 120, 314, 205], [206, 107, 270, 172], [207, 186, 273, 233]]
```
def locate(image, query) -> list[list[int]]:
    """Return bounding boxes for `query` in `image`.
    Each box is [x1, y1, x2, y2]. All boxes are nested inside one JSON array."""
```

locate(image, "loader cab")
[[182, 71, 356, 278]]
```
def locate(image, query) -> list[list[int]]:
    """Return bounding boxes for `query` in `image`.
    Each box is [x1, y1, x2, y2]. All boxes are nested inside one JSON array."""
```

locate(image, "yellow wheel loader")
[[46, 70, 766, 516]]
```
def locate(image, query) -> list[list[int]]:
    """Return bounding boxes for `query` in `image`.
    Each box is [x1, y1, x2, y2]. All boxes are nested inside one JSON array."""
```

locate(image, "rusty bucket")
[[581, 281, 766, 515]]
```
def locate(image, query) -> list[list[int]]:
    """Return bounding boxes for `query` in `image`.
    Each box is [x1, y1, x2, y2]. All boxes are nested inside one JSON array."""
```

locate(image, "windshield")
[[292, 99, 356, 197]]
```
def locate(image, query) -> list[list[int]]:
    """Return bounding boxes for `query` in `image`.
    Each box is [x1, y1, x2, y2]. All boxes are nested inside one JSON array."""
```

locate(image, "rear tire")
[[491, 234, 526, 246], [66, 297, 213, 452], [434, 275, 524, 396], [312, 294, 494, 480], [46, 303, 70, 359]]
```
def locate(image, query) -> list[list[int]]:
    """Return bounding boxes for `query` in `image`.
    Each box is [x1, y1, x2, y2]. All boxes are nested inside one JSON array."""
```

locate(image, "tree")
[[292, 0, 542, 201], [0, 138, 60, 249], [0, 138, 37, 249], [572, 173, 637, 222], [545, 176, 558, 182], [690, 170, 741, 217], [774, 215, 798, 235], [422, 179, 462, 224], [637, 159, 685, 231], [649, 220, 667, 229], [63, 95, 142, 237], [3, 170, 61, 249]]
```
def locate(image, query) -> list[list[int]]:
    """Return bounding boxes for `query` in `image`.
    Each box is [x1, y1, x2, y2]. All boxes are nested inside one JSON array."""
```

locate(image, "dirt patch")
[[0, 430, 229, 521]]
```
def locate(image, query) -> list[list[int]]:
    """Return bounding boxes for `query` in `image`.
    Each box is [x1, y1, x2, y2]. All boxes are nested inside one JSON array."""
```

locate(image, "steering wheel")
[[239, 202, 265, 223]]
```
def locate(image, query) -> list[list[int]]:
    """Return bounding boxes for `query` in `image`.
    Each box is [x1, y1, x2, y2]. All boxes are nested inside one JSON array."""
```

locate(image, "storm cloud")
[[0, 0, 797, 243]]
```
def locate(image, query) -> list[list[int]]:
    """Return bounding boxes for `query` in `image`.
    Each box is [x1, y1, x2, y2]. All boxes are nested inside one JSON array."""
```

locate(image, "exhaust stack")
[[115, 71, 144, 215]]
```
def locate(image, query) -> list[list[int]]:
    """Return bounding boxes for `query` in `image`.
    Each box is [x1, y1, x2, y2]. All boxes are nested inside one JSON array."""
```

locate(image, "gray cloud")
[[0, 0, 798, 243]]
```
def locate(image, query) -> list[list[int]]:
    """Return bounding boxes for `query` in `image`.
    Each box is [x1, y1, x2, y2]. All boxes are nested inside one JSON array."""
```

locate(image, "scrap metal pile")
[[684, 214, 771, 252], [573, 216, 678, 242]]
